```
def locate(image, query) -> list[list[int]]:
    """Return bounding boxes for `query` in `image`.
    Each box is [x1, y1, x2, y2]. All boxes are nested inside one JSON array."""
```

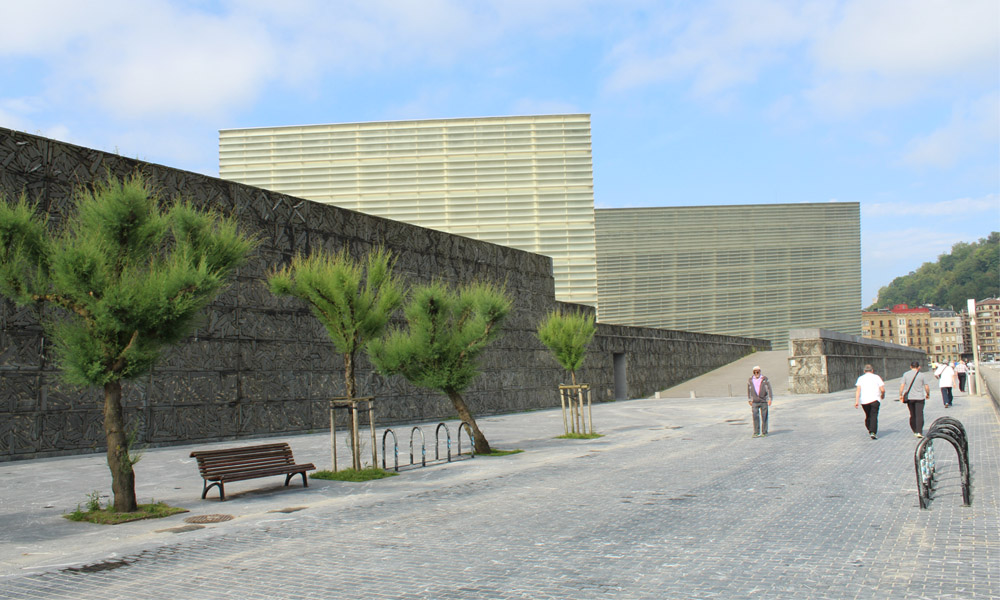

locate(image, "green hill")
[[868, 232, 999, 311]]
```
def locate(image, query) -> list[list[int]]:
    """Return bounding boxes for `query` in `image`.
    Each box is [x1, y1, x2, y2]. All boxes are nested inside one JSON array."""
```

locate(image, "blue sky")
[[1, 0, 997, 306]]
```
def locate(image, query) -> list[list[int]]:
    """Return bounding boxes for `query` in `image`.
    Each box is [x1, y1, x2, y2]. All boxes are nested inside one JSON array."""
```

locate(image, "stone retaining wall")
[[979, 365, 1000, 420], [788, 328, 926, 394], [0, 128, 769, 460]]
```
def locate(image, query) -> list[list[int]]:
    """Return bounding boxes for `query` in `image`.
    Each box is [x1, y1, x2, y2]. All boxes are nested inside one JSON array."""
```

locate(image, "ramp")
[[655, 350, 789, 398]]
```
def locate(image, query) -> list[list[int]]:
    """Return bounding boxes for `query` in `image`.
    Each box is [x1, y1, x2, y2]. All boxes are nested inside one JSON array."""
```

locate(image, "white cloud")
[[1, 1, 283, 119], [0, 0, 99, 54], [0, 102, 31, 131], [864, 226, 958, 262], [807, 0, 999, 115], [813, 0, 997, 78], [601, 0, 998, 120], [863, 194, 999, 218], [604, 1, 831, 96], [901, 93, 1000, 169]]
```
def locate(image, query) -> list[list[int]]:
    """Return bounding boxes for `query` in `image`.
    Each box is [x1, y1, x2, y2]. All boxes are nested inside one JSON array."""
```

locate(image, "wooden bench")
[[190, 443, 315, 501]]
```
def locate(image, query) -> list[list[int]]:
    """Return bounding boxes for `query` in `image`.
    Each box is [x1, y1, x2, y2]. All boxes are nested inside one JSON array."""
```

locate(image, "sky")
[[1, 0, 997, 306]]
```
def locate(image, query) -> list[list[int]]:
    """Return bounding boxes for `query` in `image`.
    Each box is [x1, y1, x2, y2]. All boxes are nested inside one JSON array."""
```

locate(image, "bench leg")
[[202, 480, 225, 501], [284, 472, 309, 488]]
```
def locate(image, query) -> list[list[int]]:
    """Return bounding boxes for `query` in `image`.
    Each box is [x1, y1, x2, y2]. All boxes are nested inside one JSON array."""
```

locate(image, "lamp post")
[[968, 299, 983, 395]]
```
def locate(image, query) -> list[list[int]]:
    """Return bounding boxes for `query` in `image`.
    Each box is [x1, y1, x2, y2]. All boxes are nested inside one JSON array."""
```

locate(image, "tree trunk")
[[447, 390, 492, 455], [103, 380, 138, 513], [343, 351, 362, 469], [344, 351, 356, 398]]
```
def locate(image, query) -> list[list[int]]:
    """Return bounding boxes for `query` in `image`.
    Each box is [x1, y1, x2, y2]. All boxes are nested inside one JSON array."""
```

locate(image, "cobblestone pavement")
[[1, 381, 997, 599]]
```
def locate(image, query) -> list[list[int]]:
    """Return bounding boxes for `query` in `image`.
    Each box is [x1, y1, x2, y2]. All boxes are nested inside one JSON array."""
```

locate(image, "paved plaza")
[[0, 370, 997, 599]]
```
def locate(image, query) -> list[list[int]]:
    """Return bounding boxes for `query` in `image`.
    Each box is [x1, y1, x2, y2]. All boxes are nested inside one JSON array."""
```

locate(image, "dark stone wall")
[[788, 328, 926, 394], [0, 128, 769, 460]]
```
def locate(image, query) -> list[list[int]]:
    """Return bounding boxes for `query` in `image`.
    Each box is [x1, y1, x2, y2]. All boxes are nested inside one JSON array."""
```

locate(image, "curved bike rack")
[[435, 422, 452, 462], [381, 429, 399, 472], [376, 422, 476, 473], [914, 416, 971, 509], [458, 422, 475, 458], [410, 426, 427, 468]]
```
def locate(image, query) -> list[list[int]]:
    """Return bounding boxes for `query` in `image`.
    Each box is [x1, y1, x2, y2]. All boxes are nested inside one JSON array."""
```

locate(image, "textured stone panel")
[[5, 414, 39, 454], [1, 128, 769, 461], [40, 409, 104, 451], [0, 331, 43, 370]]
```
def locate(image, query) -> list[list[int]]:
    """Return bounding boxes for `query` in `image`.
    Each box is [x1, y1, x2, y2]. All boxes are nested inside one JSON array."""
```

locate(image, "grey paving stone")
[[0, 382, 997, 599]]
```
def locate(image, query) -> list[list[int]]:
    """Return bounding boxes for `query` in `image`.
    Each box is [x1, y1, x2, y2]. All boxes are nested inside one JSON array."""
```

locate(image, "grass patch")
[[556, 432, 604, 440], [480, 449, 524, 457], [310, 468, 399, 482], [64, 500, 187, 525]]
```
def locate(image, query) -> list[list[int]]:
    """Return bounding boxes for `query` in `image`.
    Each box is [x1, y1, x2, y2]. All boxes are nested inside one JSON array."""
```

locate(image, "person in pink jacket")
[[747, 366, 773, 438]]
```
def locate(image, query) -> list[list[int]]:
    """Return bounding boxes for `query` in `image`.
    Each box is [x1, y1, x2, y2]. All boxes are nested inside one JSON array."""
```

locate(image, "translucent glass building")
[[219, 114, 597, 307], [594, 204, 861, 348]]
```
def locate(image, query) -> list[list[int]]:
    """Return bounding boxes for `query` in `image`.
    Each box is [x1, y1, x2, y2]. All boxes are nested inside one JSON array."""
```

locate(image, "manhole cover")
[[184, 514, 234, 524]]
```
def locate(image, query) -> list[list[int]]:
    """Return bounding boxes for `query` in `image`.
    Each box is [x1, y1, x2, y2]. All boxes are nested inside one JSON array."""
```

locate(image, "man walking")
[[935, 361, 956, 407], [955, 360, 968, 393], [899, 361, 932, 438], [854, 364, 885, 439], [747, 366, 773, 438]]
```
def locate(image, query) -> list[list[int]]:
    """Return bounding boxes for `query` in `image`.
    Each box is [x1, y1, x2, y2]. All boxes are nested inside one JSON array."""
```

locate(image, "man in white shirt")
[[935, 362, 957, 408], [854, 364, 885, 440]]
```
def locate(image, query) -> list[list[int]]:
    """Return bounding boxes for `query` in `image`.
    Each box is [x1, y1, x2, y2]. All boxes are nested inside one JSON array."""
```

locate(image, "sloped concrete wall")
[[788, 328, 925, 394], [0, 128, 769, 460]]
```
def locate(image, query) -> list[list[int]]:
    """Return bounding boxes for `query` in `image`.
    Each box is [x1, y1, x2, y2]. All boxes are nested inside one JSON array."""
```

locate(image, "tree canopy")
[[536, 309, 596, 385], [268, 246, 403, 398], [868, 232, 999, 310], [0, 175, 255, 511], [369, 280, 511, 454]]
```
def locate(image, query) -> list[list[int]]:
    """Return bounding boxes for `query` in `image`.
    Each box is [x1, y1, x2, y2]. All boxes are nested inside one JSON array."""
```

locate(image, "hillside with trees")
[[868, 232, 999, 311]]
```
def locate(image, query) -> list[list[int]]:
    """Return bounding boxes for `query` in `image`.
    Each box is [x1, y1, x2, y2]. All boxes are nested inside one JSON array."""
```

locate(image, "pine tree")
[[0, 175, 255, 512], [368, 281, 511, 455], [537, 310, 596, 386], [267, 247, 404, 469]]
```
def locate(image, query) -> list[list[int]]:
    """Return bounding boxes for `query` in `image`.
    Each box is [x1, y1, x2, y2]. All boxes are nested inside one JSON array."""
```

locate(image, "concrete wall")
[[0, 128, 769, 461], [788, 328, 926, 394], [979, 365, 1000, 420]]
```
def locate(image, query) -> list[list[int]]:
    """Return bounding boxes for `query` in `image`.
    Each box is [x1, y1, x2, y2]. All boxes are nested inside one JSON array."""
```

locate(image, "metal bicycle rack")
[[381, 422, 476, 472], [914, 416, 971, 509]]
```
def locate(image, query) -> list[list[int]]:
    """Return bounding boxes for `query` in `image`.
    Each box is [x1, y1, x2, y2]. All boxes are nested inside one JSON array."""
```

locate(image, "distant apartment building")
[[595, 204, 861, 349], [861, 303, 963, 363], [960, 310, 973, 360], [973, 298, 1000, 362], [219, 114, 597, 307], [928, 306, 963, 363]]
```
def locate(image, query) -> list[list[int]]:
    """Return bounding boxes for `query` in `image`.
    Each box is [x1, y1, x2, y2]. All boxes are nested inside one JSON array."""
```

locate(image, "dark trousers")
[[941, 387, 953, 407], [751, 402, 769, 435], [957, 373, 967, 392], [861, 401, 880, 434], [906, 400, 925, 434]]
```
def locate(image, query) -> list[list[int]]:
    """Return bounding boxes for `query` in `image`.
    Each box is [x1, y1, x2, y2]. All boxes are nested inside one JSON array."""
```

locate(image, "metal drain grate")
[[184, 513, 234, 524]]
